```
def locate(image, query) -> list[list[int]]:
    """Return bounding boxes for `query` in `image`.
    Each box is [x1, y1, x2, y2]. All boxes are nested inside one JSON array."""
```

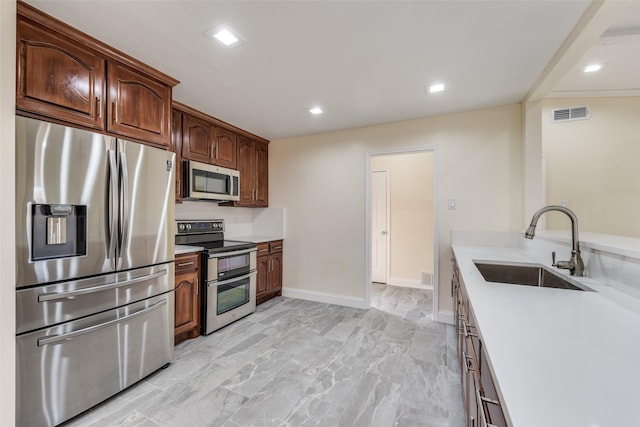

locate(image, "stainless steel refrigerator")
[[15, 116, 176, 427]]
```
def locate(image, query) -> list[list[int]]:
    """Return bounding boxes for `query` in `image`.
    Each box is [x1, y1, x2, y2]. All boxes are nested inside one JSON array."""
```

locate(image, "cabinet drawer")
[[269, 241, 283, 253], [175, 253, 199, 275], [257, 243, 270, 256]]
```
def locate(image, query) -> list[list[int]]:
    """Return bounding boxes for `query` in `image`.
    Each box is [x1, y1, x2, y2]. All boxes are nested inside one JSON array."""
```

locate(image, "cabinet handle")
[[463, 353, 475, 373], [96, 96, 102, 119], [209, 144, 213, 159], [272, 246, 282, 251], [195, 277, 198, 295], [216, 142, 219, 159], [476, 388, 501, 427], [112, 102, 118, 123], [177, 261, 195, 267], [465, 321, 478, 338]]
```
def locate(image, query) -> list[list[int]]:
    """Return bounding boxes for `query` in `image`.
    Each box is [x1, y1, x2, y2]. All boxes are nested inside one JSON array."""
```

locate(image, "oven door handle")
[[208, 271, 256, 288], [208, 247, 256, 259]]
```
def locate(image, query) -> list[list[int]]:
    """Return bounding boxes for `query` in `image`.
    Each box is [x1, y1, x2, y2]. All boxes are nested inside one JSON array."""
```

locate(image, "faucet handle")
[[552, 251, 556, 267]]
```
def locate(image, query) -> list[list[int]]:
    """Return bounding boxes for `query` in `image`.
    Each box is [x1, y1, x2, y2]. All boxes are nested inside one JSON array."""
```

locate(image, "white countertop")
[[453, 244, 640, 427], [175, 245, 204, 255], [228, 235, 284, 244]]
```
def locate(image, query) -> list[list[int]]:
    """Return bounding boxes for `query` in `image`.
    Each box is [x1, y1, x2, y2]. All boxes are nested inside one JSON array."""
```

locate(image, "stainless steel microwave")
[[183, 160, 240, 201]]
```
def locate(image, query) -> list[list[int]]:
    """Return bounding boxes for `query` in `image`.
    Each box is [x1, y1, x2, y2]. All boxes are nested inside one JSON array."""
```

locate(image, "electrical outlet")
[[448, 199, 456, 210], [560, 200, 569, 208]]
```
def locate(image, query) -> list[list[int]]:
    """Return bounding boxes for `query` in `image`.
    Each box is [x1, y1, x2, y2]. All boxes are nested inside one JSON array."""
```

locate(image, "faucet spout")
[[524, 205, 584, 277]]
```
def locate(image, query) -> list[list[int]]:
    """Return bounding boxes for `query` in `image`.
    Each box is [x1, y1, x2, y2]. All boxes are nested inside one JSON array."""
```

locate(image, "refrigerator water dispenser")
[[31, 204, 87, 260]]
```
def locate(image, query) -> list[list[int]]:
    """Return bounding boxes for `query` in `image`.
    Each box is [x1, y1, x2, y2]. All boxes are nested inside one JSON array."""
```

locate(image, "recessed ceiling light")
[[206, 27, 244, 47], [584, 64, 602, 73], [309, 107, 323, 115], [429, 83, 445, 93]]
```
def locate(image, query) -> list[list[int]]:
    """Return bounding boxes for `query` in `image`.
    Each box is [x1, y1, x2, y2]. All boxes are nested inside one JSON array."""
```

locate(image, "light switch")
[[448, 199, 457, 210]]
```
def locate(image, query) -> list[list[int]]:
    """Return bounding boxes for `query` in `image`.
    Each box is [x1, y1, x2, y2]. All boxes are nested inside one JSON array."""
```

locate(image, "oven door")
[[206, 272, 256, 334], [208, 248, 256, 280]]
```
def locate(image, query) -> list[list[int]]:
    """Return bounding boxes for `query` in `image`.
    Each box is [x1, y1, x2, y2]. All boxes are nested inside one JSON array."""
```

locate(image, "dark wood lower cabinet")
[[453, 257, 508, 427], [174, 253, 200, 345], [256, 240, 283, 305]]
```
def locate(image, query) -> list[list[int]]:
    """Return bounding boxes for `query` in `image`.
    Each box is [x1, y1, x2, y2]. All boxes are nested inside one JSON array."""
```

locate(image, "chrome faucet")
[[524, 205, 584, 277]]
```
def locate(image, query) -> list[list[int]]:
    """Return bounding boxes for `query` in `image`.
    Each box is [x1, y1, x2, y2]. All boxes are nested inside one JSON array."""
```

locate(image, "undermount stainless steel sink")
[[473, 261, 592, 291]]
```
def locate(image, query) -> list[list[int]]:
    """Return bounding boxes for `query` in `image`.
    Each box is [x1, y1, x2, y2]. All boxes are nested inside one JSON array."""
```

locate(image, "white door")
[[371, 171, 389, 283]]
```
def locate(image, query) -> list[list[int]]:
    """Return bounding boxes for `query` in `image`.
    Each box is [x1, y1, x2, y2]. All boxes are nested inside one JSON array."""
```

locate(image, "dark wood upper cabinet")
[[181, 113, 213, 163], [230, 137, 268, 207], [237, 136, 256, 204], [255, 141, 269, 207], [212, 127, 237, 169], [172, 101, 269, 205], [16, 2, 178, 148], [107, 63, 171, 147], [16, 17, 106, 130]]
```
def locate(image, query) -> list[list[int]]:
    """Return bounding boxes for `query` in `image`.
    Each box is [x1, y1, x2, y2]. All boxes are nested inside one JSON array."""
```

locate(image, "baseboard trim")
[[437, 310, 455, 325], [281, 287, 367, 309], [388, 277, 433, 290]]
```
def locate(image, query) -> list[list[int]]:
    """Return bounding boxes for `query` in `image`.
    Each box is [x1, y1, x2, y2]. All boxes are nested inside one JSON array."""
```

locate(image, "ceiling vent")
[[552, 106, 589, 122]]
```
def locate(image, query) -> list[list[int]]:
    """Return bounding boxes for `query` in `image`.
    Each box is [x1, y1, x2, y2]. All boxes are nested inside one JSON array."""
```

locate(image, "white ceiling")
[[551, 1, 640, 97], [25, 0, 594, 140]]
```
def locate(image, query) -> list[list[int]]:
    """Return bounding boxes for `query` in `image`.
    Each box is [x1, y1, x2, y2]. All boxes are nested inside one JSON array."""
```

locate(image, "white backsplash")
[[175, 201, 285, 239]]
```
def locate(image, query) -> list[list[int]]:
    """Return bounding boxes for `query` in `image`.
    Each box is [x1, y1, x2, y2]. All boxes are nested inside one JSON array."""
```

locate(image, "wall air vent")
[[552, 106, 589, 122]]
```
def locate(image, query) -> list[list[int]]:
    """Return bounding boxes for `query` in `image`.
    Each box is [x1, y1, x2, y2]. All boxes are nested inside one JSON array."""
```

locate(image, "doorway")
[[366, 149, 437, 318]]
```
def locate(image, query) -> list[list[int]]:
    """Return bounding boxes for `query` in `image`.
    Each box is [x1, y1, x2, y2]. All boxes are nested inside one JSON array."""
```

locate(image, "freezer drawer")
[[17, 262, 174, 334], [16, 292, 174, 427]]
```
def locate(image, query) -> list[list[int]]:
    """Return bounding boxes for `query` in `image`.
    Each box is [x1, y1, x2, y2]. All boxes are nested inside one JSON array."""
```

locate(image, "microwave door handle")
[[107, 147, 118, 270], [119, 147, 130, 264]]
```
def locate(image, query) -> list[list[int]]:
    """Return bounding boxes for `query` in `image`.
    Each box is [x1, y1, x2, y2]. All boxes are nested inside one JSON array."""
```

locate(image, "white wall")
[[1, 0, 16, 424], [542, 97, 640, 237], [371, 152, 434, 284], [270, 104, 522, 313]]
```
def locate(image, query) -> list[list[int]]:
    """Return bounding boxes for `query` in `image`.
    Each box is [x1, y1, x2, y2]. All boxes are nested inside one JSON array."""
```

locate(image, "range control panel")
[[176, 220, 224, 234]]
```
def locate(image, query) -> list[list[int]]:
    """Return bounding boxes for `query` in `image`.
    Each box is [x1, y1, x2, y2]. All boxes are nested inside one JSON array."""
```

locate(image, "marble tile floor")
[[64, 285, 465, 427]]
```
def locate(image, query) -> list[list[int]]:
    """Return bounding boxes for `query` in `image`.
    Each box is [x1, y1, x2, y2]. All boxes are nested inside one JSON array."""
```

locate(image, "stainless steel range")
[[176, 220, 257, 334]]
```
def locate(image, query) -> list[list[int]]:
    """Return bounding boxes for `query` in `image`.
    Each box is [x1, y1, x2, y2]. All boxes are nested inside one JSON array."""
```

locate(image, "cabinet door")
[[269, 252, 283, 292], [213, 127, 238, 169], [236, 136, 256, 205], [174, 271, 199, 336], [107, 62, 171, 147], [17, 18, 106, 130], [254, 141, 269, 207], [181, 113, 213, 163], [171, 109, 183, 202], [257, 255, 269, 298]]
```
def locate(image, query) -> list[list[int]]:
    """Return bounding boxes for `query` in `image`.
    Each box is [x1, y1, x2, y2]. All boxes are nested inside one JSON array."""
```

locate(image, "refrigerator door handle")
[[37, 299, 168, 346], [119, 148, 131, 263], [37, 269, 168, 302], [107, 148, 119, 271]]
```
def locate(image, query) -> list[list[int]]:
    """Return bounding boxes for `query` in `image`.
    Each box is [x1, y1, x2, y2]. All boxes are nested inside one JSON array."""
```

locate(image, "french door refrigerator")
[[15, 116, 176, 427]]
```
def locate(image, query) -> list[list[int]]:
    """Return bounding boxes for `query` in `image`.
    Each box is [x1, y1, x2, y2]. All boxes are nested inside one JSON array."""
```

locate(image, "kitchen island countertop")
[[453, 244, 640, 427]]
